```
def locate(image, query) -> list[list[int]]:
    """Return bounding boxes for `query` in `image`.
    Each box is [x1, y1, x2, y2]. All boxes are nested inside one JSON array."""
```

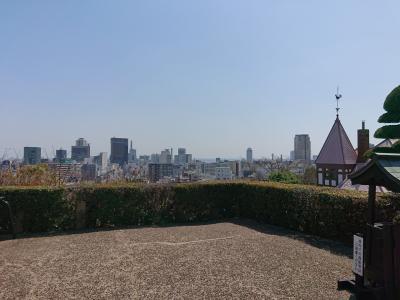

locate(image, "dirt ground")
[[0, 221, 353, 299]]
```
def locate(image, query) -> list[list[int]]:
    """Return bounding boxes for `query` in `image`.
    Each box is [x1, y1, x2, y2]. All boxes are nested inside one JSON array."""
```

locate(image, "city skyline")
[[0, 117, 376, 161], [1, 1, 400, 157], [3, 139, 289, 161]]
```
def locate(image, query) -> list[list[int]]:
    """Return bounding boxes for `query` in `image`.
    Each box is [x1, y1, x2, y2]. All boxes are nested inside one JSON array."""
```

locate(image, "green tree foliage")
[[302, 166, 317, 185], [268, 170, 300, 184], [374, 85, 400, 153]]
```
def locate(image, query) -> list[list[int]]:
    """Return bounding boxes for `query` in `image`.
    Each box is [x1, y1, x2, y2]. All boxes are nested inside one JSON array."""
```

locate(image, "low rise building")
[[316, 116, 357, 187], [48, 162, 82, 183], [216, 167, 232, 180]]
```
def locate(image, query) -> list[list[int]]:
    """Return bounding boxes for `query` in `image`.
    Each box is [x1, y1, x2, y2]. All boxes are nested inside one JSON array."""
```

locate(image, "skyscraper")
[[294, 135, 311, 162], [174, 148, 191, 165], [160, 149, 172, 164], [290, 150, 295, 161], [128, 140, 137, 163], [71, 138, 90, 162], [23, 147, 41, 165], [55, 149, 67, 162], [110, 138, 128, 166], [94, 152, 108, 174], [246, 148, 253, 163]]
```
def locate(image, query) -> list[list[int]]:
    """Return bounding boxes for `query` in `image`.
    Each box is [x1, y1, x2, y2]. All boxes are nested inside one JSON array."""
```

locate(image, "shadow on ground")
[[231, 219, 352, 258], [0, 218, 352, 258]]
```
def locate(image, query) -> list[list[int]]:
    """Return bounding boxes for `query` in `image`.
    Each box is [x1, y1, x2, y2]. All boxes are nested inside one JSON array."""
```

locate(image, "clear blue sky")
[[1, 1, 400, 159]]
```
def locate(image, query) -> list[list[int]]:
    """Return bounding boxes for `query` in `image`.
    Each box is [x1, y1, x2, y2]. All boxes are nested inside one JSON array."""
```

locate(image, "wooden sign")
[[352, 234, 364, 276]]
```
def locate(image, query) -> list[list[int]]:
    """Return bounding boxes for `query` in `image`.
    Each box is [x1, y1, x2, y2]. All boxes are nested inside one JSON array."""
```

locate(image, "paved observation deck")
[[0, 221, 352, 299]]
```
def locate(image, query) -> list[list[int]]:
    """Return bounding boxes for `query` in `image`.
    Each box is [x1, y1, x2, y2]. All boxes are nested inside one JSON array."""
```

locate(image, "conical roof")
[[316, 117, 357, 165]]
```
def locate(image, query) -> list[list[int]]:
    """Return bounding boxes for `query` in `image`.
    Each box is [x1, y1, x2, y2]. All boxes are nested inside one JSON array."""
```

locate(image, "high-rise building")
[[148, 163, 173, 182], [294, 134, 311, 162], [110, 137, 128, 166], [160, 149, 172, 164], [246, 148, 253, 163], [23, 147, 41, 165], [94, 152, 108, 174], [150, 153, 160, 163], [81, 164, 97, 181], [290, 150, 295, 161], [178, 148, 186, 155], [128, 141, 137, 163], [174, 148, 192, 165], [71, 138, 90, 162], [55, 149, 67, 163], [185, 154, 192, 164]]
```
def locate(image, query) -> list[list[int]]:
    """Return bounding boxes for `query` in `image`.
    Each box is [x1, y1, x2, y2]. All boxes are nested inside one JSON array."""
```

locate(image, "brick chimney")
[[357, 121, 369, 163]]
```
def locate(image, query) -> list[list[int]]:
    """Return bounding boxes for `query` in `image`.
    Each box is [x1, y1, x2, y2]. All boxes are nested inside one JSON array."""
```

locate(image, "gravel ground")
[[0, 221, 352, 300]]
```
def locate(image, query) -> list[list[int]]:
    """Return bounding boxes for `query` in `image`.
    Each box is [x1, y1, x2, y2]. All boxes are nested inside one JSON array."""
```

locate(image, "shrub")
[[268, 171, 301, 184], [0, 187, 74, 233], [0, 182, 399, 243], [302, 166, 317, 185]]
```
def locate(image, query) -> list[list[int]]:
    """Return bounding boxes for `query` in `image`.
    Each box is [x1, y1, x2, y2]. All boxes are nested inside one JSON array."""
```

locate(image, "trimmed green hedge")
[[0, 187, 74, 233], [1, 182, 399, 243]]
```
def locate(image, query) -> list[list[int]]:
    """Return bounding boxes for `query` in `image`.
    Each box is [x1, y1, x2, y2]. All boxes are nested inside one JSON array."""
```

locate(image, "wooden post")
[[383, 224, 395, 299], [368, 184, 376, 225], [365, 185, 376, 275]]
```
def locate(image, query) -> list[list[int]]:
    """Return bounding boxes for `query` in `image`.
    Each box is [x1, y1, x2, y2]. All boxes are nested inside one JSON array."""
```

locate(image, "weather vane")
[[335, 86, 342, 117]]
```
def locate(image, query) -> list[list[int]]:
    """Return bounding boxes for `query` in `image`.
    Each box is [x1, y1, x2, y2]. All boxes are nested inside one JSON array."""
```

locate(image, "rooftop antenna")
[[335, 86, 342, 118]]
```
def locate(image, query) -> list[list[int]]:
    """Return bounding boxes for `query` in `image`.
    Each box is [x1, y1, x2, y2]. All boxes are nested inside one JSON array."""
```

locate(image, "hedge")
[[1, 182, 399, 243]]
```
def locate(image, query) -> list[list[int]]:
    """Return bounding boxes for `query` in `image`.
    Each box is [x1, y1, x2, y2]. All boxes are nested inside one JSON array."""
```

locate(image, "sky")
[[1, 1, 400, 160]]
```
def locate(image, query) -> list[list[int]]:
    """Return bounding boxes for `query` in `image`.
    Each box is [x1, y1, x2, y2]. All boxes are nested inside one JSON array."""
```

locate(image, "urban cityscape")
[[2, 2, 400, 300], [2, 125, 319, 182], [3, 110, 394, 190], [2, 133, 315, 183]]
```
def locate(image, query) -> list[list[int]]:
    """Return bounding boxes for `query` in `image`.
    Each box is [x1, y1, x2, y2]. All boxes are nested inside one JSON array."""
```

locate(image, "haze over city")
[[1, 1, 400, 158]]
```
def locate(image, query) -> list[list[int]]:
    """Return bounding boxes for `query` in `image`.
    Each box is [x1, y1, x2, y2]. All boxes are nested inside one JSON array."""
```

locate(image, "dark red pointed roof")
[[316, 117, 357, 165]]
